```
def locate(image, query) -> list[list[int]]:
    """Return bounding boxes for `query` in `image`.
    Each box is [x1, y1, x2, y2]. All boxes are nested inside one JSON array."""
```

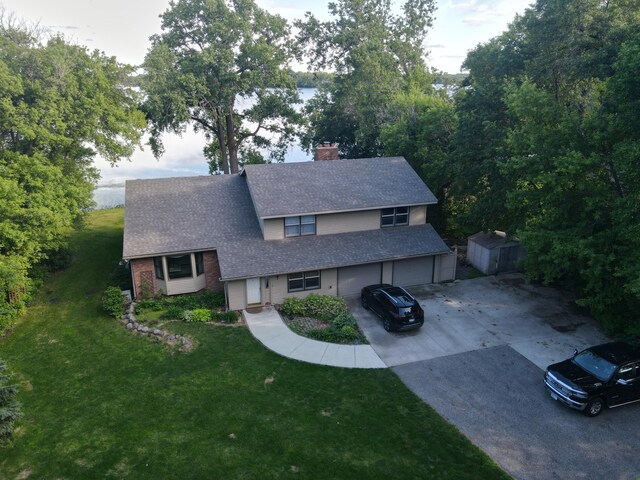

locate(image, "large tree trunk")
[[226, 110, 239, 174], [215, 108, 230, 174]]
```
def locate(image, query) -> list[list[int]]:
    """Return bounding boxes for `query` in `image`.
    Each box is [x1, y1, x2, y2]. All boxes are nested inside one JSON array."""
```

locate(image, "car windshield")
[[572, 350, 617, 381]]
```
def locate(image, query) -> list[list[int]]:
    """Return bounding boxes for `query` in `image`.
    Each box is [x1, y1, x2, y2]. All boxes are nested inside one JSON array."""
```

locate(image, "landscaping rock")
[[126, 323, 133, 330]]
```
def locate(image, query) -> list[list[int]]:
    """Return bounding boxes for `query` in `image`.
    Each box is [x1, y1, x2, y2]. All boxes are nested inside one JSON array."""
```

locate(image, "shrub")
[[0, 360, 21, 440], [110, 260, 133, 291], [332, 312, 357, 330], [101, 286, 125, 318], [281, 297, 305, 317], [281, 294, 348, 321], [182, 308, 211, 322], [161, 305, 184, 320], [172, 291, 225, 310], [211, 311, 238, 323]]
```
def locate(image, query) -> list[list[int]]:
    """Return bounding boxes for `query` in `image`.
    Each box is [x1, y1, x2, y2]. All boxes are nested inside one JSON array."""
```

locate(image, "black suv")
[[544, 342, 640, 416], [361, 284, 424, 332]]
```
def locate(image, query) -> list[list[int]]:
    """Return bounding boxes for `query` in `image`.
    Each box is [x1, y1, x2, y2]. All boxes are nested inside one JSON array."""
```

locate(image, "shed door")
[[497, 246, 520, 273], [392, 257, 434, 287], [338, 263, 381, 297]]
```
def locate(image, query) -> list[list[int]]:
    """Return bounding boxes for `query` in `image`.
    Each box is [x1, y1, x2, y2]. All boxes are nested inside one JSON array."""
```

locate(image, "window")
[[288, 270, 321, 292], [381, 207, 409, 227], [285, 215, 316, 237], [167, 254, 193, 279], [153, 257, 164, 280], [195, 252, 204, 276]]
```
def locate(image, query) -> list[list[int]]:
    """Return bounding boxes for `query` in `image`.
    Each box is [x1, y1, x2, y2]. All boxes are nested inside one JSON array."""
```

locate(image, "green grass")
[[0, 209, 510, 479]]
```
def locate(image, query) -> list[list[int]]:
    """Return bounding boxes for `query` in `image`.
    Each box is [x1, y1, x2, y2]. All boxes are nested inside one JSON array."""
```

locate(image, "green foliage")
[[211, 311, 238, 324], [0, 255, 31, 332], [160, 305, 184, 320], [381, 89, 456, 232], [0, 21, 145, 327], [183, 308, 212, 323], [290, 71, 334, 88], [281, 294, 349, 321], [451, 0, 640, 336], [142, 0, 303, 174], [101, 286, 125, 318], [0, 360, 21, 440], [296, 0, 436, 158]]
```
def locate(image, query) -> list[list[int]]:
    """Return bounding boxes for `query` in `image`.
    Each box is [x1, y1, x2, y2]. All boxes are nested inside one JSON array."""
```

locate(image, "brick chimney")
[[314, 142, 339, 161]]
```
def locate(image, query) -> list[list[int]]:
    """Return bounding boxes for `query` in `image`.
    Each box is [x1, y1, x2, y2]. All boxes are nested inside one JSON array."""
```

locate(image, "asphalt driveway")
[[348, 274, 640, 480]]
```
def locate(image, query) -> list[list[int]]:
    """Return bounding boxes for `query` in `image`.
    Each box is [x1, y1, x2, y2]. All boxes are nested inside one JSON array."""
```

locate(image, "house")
[[466, 230, 526, 275], [122, 149, 456, 310]]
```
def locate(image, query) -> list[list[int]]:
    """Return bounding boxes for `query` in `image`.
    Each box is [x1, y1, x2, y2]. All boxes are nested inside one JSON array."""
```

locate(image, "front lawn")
[[0, 208, 510, 479]]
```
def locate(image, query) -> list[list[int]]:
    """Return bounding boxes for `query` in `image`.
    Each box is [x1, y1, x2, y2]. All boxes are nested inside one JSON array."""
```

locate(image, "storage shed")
[[467, 231, 526, 275]]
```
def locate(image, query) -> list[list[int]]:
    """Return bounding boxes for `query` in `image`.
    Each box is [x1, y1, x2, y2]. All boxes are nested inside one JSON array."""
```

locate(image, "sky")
[[0, 0, 532, 186]]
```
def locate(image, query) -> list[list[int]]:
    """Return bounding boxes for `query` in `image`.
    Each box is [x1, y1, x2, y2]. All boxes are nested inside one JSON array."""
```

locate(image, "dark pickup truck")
[[544, 342, 640, 416]]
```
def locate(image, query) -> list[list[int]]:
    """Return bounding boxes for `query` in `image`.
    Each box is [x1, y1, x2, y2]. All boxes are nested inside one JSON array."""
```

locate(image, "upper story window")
[[285, 215, 316, 237], [381, 207, 409, 227]]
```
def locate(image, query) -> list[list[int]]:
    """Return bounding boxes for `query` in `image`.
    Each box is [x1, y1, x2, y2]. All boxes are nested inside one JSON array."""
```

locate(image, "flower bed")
[[279, 294, 368, 345]]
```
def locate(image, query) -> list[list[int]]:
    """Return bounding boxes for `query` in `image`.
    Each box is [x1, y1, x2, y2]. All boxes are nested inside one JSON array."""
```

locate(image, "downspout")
[[224, 281, 229, 312]]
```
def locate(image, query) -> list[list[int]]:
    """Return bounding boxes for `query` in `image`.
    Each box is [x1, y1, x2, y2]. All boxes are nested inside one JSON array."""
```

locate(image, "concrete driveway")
[[348, 274, 640, 480], [348, 274, 609, 369]]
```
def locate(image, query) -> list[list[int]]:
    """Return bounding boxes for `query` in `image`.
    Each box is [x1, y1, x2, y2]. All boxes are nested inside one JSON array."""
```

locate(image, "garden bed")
[[278, 294, 368, 345]]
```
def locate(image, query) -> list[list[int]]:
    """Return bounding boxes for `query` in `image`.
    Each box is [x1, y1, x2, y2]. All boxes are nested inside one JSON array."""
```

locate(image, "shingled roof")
[[123, 158, 448, 280], [217, 224, 449, 280], [123, 175, 261, 259], [242, 157, 437, 219]]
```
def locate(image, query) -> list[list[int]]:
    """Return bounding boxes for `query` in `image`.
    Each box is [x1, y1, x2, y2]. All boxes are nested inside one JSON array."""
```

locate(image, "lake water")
[[92, 88, 317, 209]]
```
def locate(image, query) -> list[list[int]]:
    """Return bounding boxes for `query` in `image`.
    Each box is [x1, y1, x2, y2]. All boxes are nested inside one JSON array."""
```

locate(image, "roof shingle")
[[243, 157, 437, 218]]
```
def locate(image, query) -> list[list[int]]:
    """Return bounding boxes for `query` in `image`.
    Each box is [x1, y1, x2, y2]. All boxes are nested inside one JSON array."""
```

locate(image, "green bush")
[[182, 308, 211, 322], [161, 305, 184, 320], [281, 294, 348, 321], [332, 312, 357, 330], [172, 291, 225, 310], [211, 311, 238, 323], [101, 286, 125, 318]]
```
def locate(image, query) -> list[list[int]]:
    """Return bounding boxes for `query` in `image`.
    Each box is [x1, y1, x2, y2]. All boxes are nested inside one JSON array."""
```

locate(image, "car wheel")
[[383, 318, 392, 332], [361, 296, 369, 309], [583, 397, 604, 417]]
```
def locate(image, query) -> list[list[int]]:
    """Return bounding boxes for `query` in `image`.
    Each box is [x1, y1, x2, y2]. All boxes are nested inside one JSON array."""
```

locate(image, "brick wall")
[[131, 258, 156, 298], [314, 143, 339, 161], [204, 251, 224, 291]]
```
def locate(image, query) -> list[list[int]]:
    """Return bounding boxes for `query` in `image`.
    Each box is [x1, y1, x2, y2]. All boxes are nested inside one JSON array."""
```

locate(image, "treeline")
[[0, 17, 145, 330], [291, 71, 334, 88]]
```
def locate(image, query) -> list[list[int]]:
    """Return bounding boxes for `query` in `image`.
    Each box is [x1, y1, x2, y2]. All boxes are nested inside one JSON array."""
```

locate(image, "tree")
[[451, 0, 640, 336], [142, 0, 302, 174], [0, 360, 21, 440], [0, 20, 145, 330], [296, 0, 436, 158], [381, 88, 456, 232]]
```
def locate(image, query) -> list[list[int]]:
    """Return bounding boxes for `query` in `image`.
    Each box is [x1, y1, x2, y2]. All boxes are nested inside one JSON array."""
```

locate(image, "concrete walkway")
[[243, 306, 386, 369]]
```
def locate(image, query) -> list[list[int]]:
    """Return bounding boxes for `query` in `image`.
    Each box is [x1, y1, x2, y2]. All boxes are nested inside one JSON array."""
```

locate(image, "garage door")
[[393, 256, 434, 287], [338, 263, 382, 297]]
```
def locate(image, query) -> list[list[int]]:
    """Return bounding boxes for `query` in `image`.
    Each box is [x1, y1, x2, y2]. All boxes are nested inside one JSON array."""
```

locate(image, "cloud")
[[426, 43, 447, 49], [462, 17, 497, 26]]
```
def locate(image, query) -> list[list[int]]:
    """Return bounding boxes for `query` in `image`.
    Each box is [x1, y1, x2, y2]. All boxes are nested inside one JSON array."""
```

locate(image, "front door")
[[246, 277, 261, 305]]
